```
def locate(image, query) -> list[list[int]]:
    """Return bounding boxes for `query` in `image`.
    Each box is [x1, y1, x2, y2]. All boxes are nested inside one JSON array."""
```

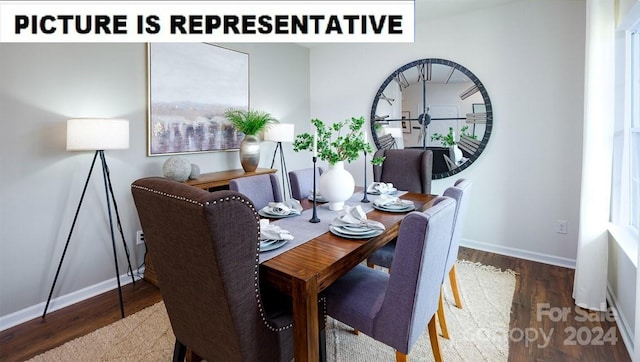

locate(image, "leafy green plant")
[[431, 125, 476, 147], [224, 108, 277, 136], [293, 117, 385, 166]]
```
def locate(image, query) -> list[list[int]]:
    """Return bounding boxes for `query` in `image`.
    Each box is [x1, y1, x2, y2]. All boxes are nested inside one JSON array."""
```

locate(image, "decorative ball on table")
[[189, 163, 200, 179], [162, 156, 191, 182]]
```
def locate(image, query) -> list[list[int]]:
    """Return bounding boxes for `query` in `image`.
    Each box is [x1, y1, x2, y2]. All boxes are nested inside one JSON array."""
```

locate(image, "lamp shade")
[[384, 127, 403, 138], [264, 123, 295, 142], [66, 118, 129, 151]]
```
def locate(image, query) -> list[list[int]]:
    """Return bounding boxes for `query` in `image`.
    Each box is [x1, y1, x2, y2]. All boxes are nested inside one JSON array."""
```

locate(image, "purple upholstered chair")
[[131, 177, 299, 361], [367, 178, 472, 340], [373, 148, 433, 194], [229, 173, 283, 211], [288, 167, 323, 201], [324, 196, 456, 362]]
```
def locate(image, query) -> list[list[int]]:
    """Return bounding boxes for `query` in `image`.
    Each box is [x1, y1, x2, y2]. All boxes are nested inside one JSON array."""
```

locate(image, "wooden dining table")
[[259, 190, 437, 362]]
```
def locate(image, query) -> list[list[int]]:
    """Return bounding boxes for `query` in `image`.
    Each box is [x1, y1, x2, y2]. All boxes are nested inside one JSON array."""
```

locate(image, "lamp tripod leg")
[[279, 143, 291, 199], [101, 153, 135, 284], [99, 151, 126, 318], [42, 151, 99, 319]]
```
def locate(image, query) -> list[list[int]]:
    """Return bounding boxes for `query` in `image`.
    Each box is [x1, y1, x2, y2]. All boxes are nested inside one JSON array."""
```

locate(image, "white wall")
[[309, 0, 585, 264], [0, 42, 310, 326]]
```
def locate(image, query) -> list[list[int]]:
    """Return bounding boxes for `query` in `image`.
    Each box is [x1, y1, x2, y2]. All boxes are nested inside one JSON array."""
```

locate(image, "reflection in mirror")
[[370, 59, 492, 179]]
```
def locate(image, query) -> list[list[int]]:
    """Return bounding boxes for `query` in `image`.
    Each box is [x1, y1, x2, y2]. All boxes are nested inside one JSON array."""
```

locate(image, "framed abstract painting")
[[147, 43, 249, 156]]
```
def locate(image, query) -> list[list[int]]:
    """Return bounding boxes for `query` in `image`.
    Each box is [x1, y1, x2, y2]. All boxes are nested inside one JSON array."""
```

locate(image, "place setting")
[[259, 219, 294, 252], [366, 182, 398, 195], [258, 200, 303, 218], [307, 190, 328, 203], [372, 193, 415, 213], [329, 205, 386, 239]]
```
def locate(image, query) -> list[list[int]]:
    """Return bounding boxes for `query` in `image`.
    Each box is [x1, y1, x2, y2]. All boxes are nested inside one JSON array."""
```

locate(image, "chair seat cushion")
[[325, 265, 389, 336], [367, 241, 396, 269]]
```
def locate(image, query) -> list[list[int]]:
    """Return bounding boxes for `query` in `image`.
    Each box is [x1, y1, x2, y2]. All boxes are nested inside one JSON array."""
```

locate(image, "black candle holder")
[[361, 151, 370, 203], [309, 156, 321, 223]]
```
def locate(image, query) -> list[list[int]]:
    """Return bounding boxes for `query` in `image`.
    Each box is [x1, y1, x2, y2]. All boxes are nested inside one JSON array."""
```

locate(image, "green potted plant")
[[293, 116, 384, 210], [431, 126, 475, 163], [224, 108, 277, 172]]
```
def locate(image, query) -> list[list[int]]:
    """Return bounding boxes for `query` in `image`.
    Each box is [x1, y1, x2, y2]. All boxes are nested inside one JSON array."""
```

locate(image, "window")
[[631, 30, 639, 230], [610, 16, 640, 261]]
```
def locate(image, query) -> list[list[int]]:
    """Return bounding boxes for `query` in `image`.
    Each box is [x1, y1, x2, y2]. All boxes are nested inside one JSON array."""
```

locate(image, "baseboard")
[[461, 238, 577, 269], [607, 284, 635, 359], [0, 272, 143, 332]]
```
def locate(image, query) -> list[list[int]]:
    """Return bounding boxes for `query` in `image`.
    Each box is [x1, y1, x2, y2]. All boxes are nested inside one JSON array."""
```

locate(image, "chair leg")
[[353, 328, 359, 335], [367, 260, 374, 268], [428, 316, 444, 362], [449, 264, 463, 309], [172, 340, 186, 362], [395, 350, 409, 362], [186, 350, 203, 362], [437, 286, 449, 339]]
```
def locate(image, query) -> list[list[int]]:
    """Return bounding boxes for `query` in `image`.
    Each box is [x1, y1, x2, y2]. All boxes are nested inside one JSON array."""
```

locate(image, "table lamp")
[[43, 118, 134, 319], [264, 123, 295, 199]]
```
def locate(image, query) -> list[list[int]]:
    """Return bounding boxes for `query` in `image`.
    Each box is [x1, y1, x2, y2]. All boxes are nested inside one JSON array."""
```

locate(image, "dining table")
[[259, 188, 437, 362]]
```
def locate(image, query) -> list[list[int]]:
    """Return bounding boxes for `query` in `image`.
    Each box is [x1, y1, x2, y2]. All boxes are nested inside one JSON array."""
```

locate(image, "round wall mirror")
[[370, 58, 493, 179]]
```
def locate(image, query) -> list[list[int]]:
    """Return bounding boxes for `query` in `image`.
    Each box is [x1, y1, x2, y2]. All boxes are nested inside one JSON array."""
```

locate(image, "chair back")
[[289, 167, 323, 200], [229, 173, 283, 210], [372, 149, 433, 194], [443, 179, 472, 274], [375, 196, 456, 353], [131, 177, 290, 361]]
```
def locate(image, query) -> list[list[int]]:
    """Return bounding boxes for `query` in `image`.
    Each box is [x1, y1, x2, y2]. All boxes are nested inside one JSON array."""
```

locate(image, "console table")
[[143, 168, 277, 286]]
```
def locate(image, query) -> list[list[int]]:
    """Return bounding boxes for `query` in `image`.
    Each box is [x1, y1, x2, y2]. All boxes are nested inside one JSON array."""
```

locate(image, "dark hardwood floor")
[[0, 247, 631, 361]]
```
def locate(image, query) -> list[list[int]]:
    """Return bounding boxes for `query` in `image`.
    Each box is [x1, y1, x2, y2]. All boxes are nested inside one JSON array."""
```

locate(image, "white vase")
[[319, 161, 355, 211], [450, 145, 463, 163]]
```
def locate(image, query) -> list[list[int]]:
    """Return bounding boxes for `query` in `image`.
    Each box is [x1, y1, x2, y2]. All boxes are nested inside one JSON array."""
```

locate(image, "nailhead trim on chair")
[[131, 184, 294, 332]]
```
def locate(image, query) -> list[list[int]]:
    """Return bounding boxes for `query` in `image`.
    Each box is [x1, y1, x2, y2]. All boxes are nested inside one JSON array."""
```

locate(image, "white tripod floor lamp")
[[264, 123, 295, 199], [42, 118, 135, 319]]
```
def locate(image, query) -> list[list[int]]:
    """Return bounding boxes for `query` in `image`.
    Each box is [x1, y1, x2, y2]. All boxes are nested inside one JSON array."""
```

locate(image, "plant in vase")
[[293, 117, 384, 210], [225, 108, 277, 172], [430, 125, 476, 163]]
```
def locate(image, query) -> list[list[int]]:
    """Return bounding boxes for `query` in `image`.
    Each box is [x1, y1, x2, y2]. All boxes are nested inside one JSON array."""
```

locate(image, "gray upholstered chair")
[[229, 173, 283, 210], [324, 196, 456, 362], [131, 177, 307, 361], [367, 178, 472, 340], [288, 167, 323, 201], [372, 148, 433, 194]]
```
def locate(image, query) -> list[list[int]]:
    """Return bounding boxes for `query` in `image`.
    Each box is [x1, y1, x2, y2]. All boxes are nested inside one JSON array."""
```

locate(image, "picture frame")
[[147, 43, 249, 156], [402, 111, 411, 133]]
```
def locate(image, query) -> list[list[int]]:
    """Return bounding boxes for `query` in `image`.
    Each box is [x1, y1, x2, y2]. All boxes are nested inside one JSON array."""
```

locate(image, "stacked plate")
[[329, 224, 384, 239], [259, 239, 288, 252], [307, 194, 328, 203], [258, 206, 300, 218], [372, 200, 415, 213], [367, 187, 398, 195]]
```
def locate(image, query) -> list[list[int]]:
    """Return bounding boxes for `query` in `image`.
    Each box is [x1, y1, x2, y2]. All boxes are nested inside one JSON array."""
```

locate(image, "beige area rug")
[[29, 260, 516, 362]]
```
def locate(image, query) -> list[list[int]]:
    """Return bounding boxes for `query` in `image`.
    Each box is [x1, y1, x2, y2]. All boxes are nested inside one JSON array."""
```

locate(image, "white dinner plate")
[[329, 225, 383, 239], [372, 203, 415, 213], [367, 188, 398, 195], [259, 239, 288, 252], [259, 207, 299, 219], [307, 194, 328, 203]]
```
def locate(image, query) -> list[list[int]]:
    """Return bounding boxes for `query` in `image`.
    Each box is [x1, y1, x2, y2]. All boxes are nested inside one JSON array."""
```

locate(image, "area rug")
[[28, 260, 516, 361]]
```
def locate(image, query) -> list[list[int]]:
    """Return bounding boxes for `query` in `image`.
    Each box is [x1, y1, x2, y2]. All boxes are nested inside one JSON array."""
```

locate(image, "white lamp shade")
[[384, 127, 403, 138], [264, 123, 295, 142], [66, 118, 129, 151]]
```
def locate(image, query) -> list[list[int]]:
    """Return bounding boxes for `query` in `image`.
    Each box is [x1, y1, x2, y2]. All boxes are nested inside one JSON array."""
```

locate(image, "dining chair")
[[372, 148, 433, 194], [324, 196, 456, 362], [367, 178, 472, 340], [288, 167, 323, 200], [229, 173, 283, 210], [131, 177, 324, 362]]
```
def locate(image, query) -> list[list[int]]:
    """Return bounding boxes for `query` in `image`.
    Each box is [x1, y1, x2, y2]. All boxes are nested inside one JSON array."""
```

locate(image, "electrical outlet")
[[556, 221, 568, 234], [136, 230, 145, 245]]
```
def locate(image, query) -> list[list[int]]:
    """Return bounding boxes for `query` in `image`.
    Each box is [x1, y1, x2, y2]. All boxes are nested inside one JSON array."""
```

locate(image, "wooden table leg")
[[291, 274, 319, 362]]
